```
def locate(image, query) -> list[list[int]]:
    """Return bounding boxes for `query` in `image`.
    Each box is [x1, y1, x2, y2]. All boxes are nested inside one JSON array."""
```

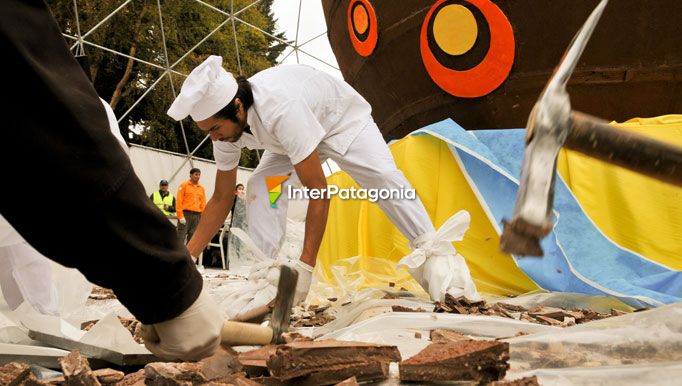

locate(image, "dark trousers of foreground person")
[[0, 0, 201, 324]]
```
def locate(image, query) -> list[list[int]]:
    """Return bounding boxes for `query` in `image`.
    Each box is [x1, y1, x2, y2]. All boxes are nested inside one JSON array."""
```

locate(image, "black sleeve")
[[0, 0, 201, 324], [168, 197, 177, 213]]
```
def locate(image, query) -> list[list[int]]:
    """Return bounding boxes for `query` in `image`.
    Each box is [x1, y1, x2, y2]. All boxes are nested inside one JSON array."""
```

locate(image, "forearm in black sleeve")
[[0, 0, 201, 324]]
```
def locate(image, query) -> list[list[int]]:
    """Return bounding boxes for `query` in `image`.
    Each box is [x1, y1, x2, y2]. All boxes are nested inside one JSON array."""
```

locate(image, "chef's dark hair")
[[214, 76, 253, 122]]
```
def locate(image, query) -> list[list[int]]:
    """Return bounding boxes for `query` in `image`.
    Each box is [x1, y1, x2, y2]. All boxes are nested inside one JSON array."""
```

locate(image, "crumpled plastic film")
[[51, 262, 95, 324], [319, 311, 556, 360], [307, 255, 429, 305], [0, 307, 29, 344], [310, 289, 434, 337], [507, 361, 682, 386], [308, 293, 682, 384], [229, 227, 270, 262], [0, 214, 92, 322], [506, 302, 682, 373], [489, 291, 634, 314], [211, 277, 274, 319]]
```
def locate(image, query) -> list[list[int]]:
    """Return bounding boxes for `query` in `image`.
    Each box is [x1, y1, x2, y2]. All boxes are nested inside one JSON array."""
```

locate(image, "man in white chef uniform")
[[168, 56, 480, 312]]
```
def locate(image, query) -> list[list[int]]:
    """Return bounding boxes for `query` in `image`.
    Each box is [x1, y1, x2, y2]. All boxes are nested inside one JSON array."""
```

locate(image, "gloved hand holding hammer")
[[217, 228, 313, 320], [142, 288, 223, 361], [142, 265, 298, 360], [248, 257, 313, 305]]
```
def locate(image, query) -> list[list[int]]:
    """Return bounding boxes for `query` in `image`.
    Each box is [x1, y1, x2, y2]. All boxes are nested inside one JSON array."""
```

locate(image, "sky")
[[270, 1, 346, 173], [271, 0, 342, 78]]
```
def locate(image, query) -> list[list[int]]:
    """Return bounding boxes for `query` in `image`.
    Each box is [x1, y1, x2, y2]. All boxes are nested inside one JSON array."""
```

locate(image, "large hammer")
[[142, 265, 298, 351], [500, 0, 682, 256]]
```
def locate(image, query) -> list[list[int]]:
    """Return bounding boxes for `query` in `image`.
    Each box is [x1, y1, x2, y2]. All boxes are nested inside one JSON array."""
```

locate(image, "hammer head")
[[270, 265, 298, 343], [500, 0, 608, 256]]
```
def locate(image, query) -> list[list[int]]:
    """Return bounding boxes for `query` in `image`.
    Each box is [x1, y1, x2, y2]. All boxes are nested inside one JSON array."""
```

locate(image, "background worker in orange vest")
[[177, 168, 206, 250]]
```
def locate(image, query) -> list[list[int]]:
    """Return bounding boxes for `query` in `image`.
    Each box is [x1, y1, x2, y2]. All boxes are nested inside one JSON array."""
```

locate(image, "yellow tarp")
[[318, 116, 682, 297], [557, 115, 682, 270], [318, 134, 540, 297]]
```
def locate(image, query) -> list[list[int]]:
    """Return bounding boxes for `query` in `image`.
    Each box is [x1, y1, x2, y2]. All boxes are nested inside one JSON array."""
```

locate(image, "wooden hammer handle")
[[567, 111, 682, 187], [220, 320, 273, 346], [141, 320, 274, 347]]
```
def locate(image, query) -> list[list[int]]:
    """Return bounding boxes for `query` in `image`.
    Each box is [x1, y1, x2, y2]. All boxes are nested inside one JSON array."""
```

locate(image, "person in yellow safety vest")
[[150, 180, 176, 217]]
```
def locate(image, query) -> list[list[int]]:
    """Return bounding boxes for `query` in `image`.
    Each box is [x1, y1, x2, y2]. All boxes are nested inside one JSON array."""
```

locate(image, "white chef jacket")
[[213, 65, 372, 170], [101, 98, 129, 155]]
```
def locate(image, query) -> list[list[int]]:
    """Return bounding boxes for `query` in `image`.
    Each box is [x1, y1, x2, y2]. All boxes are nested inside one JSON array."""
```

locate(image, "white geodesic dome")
[[58, 0, 341, 195]]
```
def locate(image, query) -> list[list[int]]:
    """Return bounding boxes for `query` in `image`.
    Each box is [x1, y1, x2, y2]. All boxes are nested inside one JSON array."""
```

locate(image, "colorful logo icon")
[[265, 176, 289, 208]]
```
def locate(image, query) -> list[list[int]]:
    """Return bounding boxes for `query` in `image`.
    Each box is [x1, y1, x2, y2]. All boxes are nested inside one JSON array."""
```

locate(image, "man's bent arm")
[[187, 168, 236, 257], [294, 150, 330, 266]]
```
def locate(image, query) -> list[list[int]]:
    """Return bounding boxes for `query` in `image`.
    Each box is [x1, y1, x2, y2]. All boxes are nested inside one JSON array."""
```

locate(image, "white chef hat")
[[167, 55, 238, 121]]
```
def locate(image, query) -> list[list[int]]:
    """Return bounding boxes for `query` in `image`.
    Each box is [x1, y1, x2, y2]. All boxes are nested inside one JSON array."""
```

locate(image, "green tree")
[[47, 0, 287, 167]]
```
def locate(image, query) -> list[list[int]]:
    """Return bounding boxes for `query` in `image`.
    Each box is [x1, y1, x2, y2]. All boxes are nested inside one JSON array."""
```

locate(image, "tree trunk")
[[108, 5, 148, 108], [90, 59, 101, 84], [109, 43, 136, 109]]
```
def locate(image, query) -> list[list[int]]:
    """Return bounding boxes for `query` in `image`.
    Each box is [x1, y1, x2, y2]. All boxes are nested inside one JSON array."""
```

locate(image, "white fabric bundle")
[[398, 210, 481, 301]]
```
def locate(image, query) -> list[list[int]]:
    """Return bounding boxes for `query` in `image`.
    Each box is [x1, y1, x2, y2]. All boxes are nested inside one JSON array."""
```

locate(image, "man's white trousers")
[[245, 122, 435, 259]]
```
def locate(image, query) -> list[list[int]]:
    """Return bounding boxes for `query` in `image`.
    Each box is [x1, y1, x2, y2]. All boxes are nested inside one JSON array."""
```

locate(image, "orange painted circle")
[[420, 0, 515, 98], [352, 4, 369, 34], [347, 0, 378, 57]]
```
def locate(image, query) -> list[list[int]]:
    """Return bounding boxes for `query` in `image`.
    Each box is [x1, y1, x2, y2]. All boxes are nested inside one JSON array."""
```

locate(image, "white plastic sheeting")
[[128, 144, 253, 199], [508, 301, 682, 372], [320, 309, 556, 360], [312, 290, 682, 385], [0, 262, 92, 330], [508, 362, 682, 386]]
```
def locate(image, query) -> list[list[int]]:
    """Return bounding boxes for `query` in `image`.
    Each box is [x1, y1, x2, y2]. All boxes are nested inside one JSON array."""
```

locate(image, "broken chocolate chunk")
[[399, 340, 510, 383], [267, 340, 400, 380]]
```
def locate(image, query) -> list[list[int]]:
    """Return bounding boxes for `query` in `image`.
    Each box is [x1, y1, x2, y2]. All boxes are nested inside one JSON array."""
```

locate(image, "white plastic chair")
[[205, 219, 231, 270]]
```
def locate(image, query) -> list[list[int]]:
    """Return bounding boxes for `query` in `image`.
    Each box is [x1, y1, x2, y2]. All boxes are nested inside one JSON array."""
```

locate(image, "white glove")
[[216, 258, 283, 319], [248, 258, 285, 285], [220, 258, 313, 319], [398, 210, 481, 302], [178, 217, 186, 225], [249, 258, 313, 304], [292, 260, 313, 305], [143, 288, 223, 361], [221, 279, 277, 319]]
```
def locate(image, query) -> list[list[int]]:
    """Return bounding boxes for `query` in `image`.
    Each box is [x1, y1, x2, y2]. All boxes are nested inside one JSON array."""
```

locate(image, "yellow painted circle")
[[433, 4, 478, 56], [353, 4, 369, 35]]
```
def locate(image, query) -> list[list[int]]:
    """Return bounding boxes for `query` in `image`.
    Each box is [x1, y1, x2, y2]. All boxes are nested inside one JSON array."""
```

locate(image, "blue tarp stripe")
[[407, 119, 680, 307]]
